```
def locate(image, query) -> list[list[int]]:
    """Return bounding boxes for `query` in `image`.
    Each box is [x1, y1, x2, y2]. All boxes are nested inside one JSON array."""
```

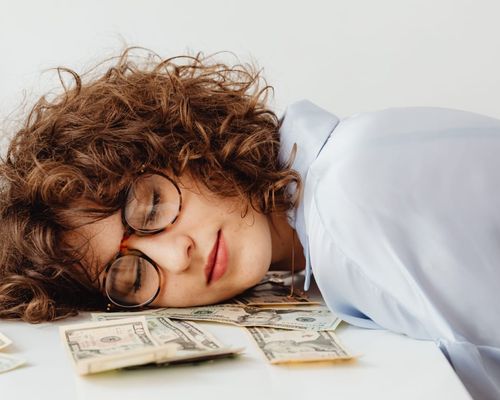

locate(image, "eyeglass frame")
[[100, 170, 183, 310]]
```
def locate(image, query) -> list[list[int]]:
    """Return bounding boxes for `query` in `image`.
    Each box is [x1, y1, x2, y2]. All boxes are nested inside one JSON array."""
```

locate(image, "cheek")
[[234, 214, 273, 285], [157, 279, 200, 306]]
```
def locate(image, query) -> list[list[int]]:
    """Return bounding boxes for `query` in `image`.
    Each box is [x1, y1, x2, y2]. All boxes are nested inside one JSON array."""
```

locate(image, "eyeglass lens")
[[124, 173, 181, 232], [106, 173, 180, 307], [105, 255, 160, 307]]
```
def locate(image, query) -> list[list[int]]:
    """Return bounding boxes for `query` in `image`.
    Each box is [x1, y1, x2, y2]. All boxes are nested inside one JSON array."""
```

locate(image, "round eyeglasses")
[[101, 172, 182, 309]]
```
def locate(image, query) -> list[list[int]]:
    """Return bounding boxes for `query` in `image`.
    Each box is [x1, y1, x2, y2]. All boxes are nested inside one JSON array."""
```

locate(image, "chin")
[[207, 285, 249, 305]]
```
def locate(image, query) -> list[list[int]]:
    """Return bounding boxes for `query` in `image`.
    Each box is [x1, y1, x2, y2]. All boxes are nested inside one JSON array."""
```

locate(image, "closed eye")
[[133, 261, 142, 292], [145, 190, 161, 225]]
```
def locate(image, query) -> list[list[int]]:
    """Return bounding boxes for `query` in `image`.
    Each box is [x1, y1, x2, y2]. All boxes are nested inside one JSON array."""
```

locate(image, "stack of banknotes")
[[59, 272, 354, 374], [0, 332, 25, 374]]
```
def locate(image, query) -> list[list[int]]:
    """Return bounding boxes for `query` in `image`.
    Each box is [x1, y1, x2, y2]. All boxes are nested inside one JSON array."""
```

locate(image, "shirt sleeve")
[[305, 107, 500, 400]]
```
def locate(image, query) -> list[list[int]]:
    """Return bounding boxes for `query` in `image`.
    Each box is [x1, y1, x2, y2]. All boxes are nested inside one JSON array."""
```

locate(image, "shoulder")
[[336, 106, 500, 136], [309, 106, 500, 185], [305, 105, 500, 250]]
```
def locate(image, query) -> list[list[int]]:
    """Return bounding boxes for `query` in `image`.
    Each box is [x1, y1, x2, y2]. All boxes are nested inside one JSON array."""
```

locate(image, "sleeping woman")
[[0, 48, 498, 399]]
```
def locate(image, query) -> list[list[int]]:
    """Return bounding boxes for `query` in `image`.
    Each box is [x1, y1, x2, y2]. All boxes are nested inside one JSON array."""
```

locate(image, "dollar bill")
[[247, 327, 353, 364], [0, 353, 25, 373], [147, 317, 223, 350], [258, 271, 294, 285], [88, 314, 225, 352], [91, 309, 171, 321], [59, 316, 177, 375], [140, 317, 243, 365], [92, 305, 341, 331], [0, 332, 12, 350], [232, 281, 320, 306]]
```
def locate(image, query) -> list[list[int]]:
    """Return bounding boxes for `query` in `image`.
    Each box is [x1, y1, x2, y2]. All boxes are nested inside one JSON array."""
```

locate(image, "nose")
[[124, 230, 193, 274]]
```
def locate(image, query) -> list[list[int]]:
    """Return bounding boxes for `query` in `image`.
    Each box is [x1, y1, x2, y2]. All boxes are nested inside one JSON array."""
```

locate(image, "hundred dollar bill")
[[92, 305, 341, 331], [59, 316, 177, 375], [0, 332, 12, 350], [0, 353, 25, 374], [232, 281, 320, 306], [247, 327, 353, 364]]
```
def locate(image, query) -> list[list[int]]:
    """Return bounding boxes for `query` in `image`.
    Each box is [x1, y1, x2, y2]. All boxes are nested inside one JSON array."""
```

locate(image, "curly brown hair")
[[0, 48, 300, 323]]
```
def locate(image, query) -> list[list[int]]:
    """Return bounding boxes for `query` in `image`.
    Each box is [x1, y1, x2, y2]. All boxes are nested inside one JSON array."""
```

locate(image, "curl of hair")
[[0, 47, 300, 323]]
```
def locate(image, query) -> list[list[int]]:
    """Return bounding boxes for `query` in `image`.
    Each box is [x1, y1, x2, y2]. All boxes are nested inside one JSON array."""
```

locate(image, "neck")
[[268, 212, 305, 271]]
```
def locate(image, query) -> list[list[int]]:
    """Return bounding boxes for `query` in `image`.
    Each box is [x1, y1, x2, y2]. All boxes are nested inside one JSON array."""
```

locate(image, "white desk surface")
[[0, 282, 472, 400]]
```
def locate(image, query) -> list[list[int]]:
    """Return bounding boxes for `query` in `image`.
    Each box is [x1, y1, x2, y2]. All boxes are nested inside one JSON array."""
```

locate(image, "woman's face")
[[74, 174, 275, 308]]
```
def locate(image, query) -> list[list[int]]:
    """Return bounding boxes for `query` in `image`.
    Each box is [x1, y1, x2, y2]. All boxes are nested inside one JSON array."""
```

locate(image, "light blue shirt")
[[279, 100, 500, 400]]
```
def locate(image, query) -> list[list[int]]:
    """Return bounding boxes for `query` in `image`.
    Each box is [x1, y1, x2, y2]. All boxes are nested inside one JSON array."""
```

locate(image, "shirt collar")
[[278, 100, 340, 290]]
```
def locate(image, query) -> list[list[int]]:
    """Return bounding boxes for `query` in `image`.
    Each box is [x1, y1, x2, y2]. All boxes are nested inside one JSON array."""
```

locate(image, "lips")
[[205, 230, 228, 285]]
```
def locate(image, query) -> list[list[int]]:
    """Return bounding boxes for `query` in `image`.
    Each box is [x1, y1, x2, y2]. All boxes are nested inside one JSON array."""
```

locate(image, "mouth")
[[205, 229, 228, 285]]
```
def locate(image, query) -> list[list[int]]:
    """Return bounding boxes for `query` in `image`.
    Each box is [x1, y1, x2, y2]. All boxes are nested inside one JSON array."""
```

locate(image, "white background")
[[1, 0, 500, 127]]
